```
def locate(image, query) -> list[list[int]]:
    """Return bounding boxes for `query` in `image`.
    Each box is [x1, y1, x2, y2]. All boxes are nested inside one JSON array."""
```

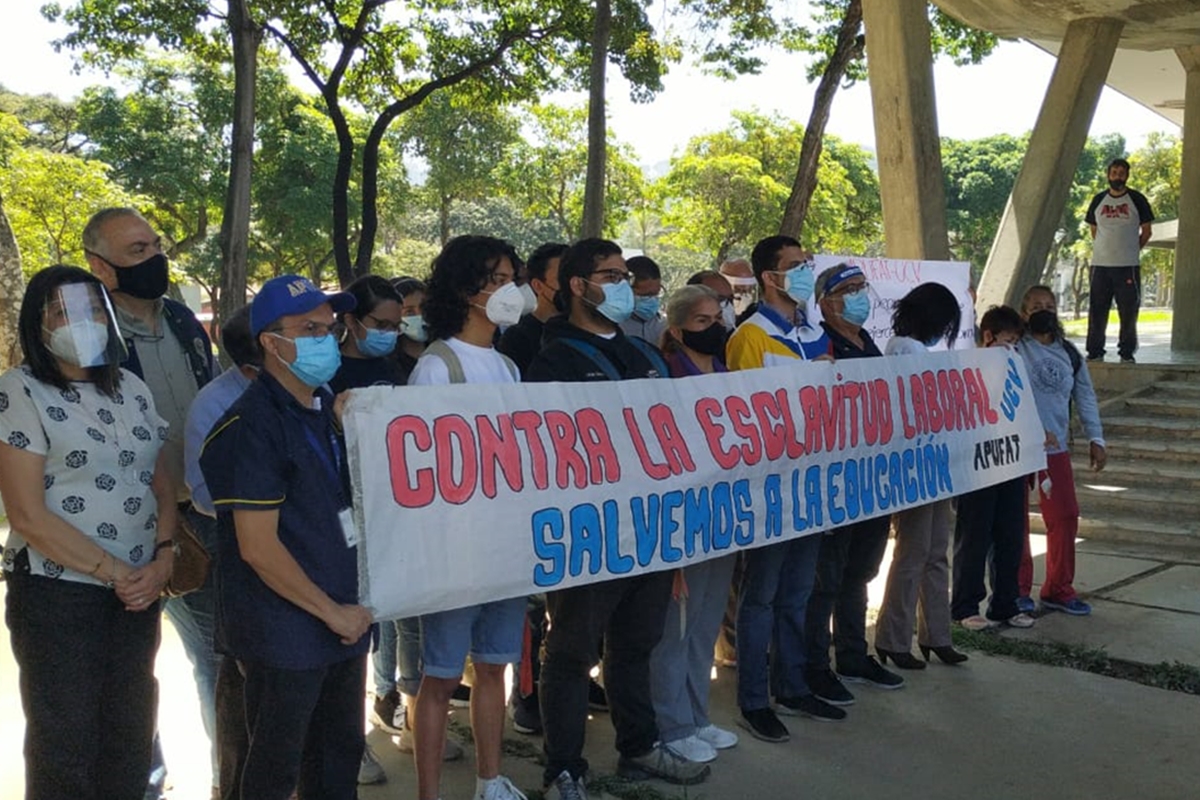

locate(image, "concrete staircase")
[[1030, 366, 1200, 550]]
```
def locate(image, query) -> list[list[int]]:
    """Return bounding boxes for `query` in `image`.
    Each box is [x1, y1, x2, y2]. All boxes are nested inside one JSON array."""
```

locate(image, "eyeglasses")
[[363, 313, 403, 333], [590, 269, 632, 284], [271, 320, 335, 338], [830, 281, 870, 298]]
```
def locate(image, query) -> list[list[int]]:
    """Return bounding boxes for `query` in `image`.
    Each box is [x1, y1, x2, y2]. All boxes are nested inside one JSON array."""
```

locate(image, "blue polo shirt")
[[199, 371, 368, 670]]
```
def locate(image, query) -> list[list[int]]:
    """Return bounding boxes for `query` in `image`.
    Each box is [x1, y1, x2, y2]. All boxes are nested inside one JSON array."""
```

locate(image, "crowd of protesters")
[[0, 210, 1108, 800]]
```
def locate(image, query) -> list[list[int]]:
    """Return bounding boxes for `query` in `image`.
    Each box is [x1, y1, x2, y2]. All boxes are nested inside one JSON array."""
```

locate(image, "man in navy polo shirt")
[[200, 275, 373, 800]]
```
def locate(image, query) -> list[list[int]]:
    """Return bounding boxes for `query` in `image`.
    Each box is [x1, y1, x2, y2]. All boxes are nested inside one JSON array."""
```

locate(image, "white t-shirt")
[[0, 366, 168, 584], [409, 337, 519, 386], [884, 336, 929, 356]]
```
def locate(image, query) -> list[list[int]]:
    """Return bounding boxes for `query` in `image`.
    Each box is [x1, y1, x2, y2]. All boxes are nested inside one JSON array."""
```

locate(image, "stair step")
[[1029, 511, 1200, 549], [1073, 482, 1200, 517], [1150, 380, 1200, 400], [1069, 459, 1200, 490], [1098, 415, 1200, 440], [1122, 396, 1200, 419], [1075, 435, 1200, 465]]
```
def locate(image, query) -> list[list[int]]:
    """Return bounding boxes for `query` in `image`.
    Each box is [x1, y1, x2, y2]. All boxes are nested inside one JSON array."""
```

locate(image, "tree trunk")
[[581, 0, 612, 239], [218, 0, 261, 330], [0, 195, 23, 369], [778, 0, 863, 239]]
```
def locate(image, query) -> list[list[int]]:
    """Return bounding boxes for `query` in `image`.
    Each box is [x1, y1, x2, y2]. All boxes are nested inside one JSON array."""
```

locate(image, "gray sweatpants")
[[649, 554, 738, 743]]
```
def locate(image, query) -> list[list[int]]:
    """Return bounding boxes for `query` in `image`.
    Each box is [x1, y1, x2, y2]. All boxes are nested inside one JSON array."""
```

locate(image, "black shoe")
[[876, 647, 926, 670], [587, 678, 608, 712], [774, 693, 846, 722], [449, 683, 471, 708], [805, 668, 855, 706], [838, 656, 905, 690], [369, 689, 403, 735], [509, 693, 542, 735], [738, 707, 790, 742], [919, 644, 968, 665], [1086, 354, 1103, 362]]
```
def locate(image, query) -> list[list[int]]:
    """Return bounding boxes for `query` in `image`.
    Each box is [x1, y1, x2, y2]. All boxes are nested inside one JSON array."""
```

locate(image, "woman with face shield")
[[0, 265, 178, 798]]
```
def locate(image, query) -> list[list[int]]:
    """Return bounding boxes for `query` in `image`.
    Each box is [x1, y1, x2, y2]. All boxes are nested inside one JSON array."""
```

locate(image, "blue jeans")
[[371, 616, 423, 697], [162, 507, 221, 786], [735, 535, 822, 710]]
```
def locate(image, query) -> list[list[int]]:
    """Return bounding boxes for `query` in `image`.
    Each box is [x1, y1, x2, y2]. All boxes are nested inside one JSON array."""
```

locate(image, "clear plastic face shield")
[[42, 282, 126, 368], [725, 275, 758, 315]]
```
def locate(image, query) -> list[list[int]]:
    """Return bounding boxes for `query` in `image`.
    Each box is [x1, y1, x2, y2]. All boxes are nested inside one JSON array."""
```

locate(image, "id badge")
[[338, 507, 359, 548]]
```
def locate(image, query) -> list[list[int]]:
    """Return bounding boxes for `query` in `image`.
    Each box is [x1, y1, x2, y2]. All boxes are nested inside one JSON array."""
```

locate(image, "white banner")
[[346, 348, 1044, 620], [811, 255, 977, 350]]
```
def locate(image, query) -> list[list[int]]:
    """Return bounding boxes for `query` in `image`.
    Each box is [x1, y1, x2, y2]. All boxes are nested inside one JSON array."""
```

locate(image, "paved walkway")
[[1, 532, 1197, 800]]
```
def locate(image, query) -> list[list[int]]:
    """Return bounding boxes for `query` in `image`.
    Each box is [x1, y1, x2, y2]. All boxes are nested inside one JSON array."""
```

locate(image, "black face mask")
[[1108, 179, 1126, 192], [680, 323, 728, 357], [112, 252, 170, 300], [1027, 309, 1059, 335]]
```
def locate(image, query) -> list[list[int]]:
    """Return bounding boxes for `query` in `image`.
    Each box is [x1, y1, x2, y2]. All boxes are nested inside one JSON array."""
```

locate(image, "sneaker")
[[695, 723, 738, 750], [474, 775, 528, 800], [737, 707, 790, 743], [509, 694, 542, 735], [1120, 356, 1136, 364], [774, 694, 846, 722], [837, 656, 905, 690], [806, 668, 855, 706], [450, 683, 472, 708], [617, 742, 711, 785], [545, 770, 588, 800], [955, 615, 1000, 632], [1006, 612, 1036, 628], [587, 678, 608, 712], [664, 735, 717, 763], [395, 727, 465, 761], [1015, 596, 1037, 614], [370, 690, 403, 735], [357, 745, 386, 785], [1086, 354, 1103, 362], [1041, 597, 1092, 616]]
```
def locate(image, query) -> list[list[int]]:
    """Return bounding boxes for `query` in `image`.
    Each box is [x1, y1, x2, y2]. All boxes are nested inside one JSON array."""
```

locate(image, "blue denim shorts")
[[419, 596, 526, 679]]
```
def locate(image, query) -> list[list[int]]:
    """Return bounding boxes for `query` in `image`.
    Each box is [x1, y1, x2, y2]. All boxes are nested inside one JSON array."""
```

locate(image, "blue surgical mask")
[[272, 333, 342, 387], [401, 315, 428, 343], [590, 280, 635, 324], [780, 265, 815, 305], [633, 295, 660, 321], [841, 292, 870, 327], [358, 327, 398, 357]]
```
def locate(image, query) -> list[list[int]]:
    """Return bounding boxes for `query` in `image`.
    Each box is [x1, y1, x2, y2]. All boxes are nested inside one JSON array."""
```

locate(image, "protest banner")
[[345, 347, 1044, 620], [811, 255, 976, 349]]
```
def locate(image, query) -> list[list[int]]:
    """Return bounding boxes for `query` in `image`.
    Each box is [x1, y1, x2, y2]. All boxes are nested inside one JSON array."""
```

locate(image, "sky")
[[0, 2, 1178, 169]]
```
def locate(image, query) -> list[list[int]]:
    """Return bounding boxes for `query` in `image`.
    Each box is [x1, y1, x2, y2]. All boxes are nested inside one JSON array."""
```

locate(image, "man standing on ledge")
[[1084, 157, 1153, 364]]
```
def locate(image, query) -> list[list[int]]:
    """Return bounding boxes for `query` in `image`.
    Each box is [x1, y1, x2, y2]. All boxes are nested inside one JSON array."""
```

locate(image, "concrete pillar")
[[975, 17, 1123, 311], [862, 0, 949, 260], [1171, 46, 1200, 352]]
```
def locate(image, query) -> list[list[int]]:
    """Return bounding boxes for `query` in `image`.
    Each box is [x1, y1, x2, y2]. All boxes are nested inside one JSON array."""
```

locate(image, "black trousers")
[[5, 570, 160, 800], [540, 570, 672, 785], [1087, 264, 1141, 360], [803, 515, 891, 672], [950, 478, 1026, 622], [217, 654, 367, 800]]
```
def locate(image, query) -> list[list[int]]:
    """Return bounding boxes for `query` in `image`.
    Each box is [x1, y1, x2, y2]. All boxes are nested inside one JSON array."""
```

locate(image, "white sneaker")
[[545, 770, 589, 800], [695, 723, 738, 750], [393, 728, 465, 761], [665, 735, 718, 763], [474, 775, 528, 800], [357, 745, 386, 785], [1007, 612, 1036, 628]]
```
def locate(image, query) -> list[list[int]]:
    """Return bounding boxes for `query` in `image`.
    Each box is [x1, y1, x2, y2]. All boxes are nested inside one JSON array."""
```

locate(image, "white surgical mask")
[[45, 320, 110, 368], [482, 282, 525, 327], [517, 283, 537, 316]]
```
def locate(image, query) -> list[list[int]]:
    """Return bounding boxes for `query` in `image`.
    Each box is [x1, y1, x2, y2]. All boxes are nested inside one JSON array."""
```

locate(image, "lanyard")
[[302, 422, 346, 508]]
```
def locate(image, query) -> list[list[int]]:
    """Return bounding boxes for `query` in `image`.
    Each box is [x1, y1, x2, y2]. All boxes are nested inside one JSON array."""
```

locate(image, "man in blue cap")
[[200, 275, 373, 800]]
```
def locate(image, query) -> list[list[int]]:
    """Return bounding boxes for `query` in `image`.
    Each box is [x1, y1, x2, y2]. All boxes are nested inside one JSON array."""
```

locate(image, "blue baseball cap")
[[251, 275, 356, 336]]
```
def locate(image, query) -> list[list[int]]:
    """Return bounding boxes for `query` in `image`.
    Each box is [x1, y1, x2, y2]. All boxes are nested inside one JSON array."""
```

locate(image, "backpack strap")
[[424, 339, 466, 384], [1061, 339, 1083, 376], [625, 336, 670, 379], [498, 351, 520, 382], [559, 339, 622, 381]]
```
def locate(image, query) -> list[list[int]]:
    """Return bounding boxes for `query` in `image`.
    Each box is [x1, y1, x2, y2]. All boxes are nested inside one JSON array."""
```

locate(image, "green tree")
[[941, 133, 1027, 278]]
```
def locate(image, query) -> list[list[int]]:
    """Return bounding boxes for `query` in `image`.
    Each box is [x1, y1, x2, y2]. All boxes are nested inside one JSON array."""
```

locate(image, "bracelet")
[[87, 556, 105, 577], [105, 553, 116, 589], [154, 539, 176, 558]]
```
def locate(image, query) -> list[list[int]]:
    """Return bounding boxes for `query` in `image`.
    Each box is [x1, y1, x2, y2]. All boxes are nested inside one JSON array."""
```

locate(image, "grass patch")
[[501, 735, 544, 762], [1061, 308, 1172, 335], [952, 627, 1200, 695]]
